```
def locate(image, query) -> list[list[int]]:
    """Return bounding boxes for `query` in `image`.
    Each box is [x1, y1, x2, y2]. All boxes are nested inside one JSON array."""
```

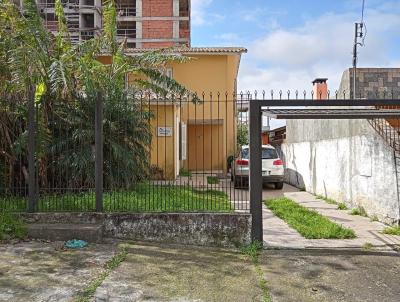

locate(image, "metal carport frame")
[[248, 98, 400, 242]]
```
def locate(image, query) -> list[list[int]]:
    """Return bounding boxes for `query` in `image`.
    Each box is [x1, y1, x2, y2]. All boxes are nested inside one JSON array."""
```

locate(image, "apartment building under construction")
[[13, 0, 191, 48]]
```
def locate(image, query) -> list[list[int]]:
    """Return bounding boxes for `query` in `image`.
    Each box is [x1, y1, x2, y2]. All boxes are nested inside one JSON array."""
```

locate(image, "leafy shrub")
[[0, 211, 27, 241], [179, 168, 192, 177], [237, 123, 249, 148], [150, 165, 164, 180]]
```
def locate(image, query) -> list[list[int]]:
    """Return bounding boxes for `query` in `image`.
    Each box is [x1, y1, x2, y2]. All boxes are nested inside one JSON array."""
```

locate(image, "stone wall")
[[21, 212, 252, 248], [339, 68, 400, 98]]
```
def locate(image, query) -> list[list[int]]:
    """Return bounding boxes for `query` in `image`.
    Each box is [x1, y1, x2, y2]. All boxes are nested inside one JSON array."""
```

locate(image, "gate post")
[[249, 100, 263, 242], [95, 94, 104, 212], [27, 87, 37, 212]]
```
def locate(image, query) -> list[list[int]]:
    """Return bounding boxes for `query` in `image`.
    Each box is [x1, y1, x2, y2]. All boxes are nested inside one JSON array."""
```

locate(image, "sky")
[[191, 0, 400, 93]]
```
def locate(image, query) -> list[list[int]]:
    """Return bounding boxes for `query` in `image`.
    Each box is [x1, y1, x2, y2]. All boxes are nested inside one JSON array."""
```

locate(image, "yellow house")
[[100, 47, 246, 180]]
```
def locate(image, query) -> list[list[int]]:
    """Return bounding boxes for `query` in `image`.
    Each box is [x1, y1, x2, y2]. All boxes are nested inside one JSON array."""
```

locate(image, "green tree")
[[0, 0, 198, 192], [237, 123, 249, 148]]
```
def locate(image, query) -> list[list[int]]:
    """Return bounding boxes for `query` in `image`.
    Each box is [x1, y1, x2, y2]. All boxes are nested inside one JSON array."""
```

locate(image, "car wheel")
[[274, 182, 284, 190]]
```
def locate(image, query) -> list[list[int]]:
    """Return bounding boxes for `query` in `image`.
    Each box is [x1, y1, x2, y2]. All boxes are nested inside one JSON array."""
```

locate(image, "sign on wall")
[[157, 127, 173, 137]]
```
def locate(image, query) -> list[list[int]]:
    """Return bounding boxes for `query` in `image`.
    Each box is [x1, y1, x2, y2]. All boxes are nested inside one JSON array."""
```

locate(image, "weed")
[[382, 226, 400, 236], [240, 241, 272, 302], [241, 241, 263, 262], [350, 207, 368, 217], [362, 242, 373, 251], [316, 195, 339, 205], [337, 203, 348, 210], [76, 247, 127, 302]]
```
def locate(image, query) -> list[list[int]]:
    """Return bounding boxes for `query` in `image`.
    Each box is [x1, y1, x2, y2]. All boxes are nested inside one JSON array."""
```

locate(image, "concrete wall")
[[282, 68, 400, 224], [283, 119, 399, 223], [21, 212, 252, 247]]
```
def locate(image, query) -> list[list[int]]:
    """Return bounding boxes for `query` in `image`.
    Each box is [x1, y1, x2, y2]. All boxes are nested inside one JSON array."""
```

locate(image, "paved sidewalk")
[[261, 249, 400, 302], [0, 241, 263, 302], [263, 191, 400, 250]]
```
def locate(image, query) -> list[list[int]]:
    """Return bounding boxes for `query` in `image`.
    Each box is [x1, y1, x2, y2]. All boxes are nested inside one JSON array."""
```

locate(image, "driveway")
[[220, 180, 299, 211]]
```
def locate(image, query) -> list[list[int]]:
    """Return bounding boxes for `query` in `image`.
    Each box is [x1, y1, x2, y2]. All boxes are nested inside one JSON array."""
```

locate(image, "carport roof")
[[263, 108, 400, 119]]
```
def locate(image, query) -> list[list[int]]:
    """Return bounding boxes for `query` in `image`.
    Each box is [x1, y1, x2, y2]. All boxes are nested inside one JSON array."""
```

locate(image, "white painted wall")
[[282, 119, 399, 224]]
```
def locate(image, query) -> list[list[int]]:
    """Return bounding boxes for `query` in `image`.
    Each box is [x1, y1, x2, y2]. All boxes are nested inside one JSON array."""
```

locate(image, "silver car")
[[232, 145, 284, 189]]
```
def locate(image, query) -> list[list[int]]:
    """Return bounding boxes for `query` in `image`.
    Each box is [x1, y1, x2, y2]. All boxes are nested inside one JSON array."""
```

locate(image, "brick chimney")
[[312, 78, 328, 100]]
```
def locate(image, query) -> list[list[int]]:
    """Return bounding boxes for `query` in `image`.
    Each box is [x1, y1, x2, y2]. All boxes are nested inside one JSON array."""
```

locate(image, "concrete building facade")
[[282, 69, 400, 224], [14, 0, 190, 48]]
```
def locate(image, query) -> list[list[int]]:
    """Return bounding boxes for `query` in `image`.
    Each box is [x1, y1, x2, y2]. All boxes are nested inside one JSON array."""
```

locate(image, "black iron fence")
[[0, 92, 254, 213], [2, 90, 400, 215]]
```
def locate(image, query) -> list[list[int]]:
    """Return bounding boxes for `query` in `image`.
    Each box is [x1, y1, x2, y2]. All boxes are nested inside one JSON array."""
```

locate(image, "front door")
[[187, 124, 223, 172]]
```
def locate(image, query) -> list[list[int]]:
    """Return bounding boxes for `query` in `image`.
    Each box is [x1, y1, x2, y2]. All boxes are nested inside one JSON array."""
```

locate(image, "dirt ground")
[[1, 240, 400, 302]]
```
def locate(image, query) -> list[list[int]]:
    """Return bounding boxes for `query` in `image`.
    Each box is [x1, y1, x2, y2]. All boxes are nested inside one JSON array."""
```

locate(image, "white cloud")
[[213, 33, 240, 45], [191, 0, 213, 26], [238, 10, 400, 93]]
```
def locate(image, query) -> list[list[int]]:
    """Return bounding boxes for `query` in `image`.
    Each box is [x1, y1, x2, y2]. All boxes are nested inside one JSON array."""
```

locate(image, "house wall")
[[171, 54, 239, 172], [149, 104, 178, 179], [116, 52, 240, 179]]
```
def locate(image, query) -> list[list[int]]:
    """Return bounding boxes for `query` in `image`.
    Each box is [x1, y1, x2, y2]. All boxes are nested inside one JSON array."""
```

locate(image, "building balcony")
[[81, 30, 95, 40], [117, 28, 136, 39], [117, 6, 136, 17]]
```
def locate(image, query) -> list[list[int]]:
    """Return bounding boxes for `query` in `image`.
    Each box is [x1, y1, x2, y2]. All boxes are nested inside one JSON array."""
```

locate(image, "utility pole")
[[352, 0, 366, 99], [352, 22, 364, 99]]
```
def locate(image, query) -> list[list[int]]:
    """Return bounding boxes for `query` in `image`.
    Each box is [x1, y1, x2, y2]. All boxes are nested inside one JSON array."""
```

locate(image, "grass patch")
[[0, 183, 232, 213], [179, 168, 192, 177], [350, 207, 368, 217], [337, 202, 348, 210], [206, 176, 220, 185], [241, 241, 272, 302], [265, 198, 356, 239], [382, 226, 400, 236], [0, 211, 27, 241], [76, 247, 127, 302]]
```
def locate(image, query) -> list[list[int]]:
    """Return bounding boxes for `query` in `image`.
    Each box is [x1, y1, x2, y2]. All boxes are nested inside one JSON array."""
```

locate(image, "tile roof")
[[125, 46, 247, 55]]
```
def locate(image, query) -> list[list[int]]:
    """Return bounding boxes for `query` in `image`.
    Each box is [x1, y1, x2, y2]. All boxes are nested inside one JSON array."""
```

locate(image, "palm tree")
[[0, 0, 198, 196]]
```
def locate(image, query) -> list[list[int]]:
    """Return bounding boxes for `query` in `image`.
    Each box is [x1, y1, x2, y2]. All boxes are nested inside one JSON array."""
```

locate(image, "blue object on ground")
[[65, 239, 88, 249]]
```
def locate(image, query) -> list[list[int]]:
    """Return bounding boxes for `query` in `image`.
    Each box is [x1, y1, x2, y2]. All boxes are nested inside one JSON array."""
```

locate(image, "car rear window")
[[241, 148, 278, 159]]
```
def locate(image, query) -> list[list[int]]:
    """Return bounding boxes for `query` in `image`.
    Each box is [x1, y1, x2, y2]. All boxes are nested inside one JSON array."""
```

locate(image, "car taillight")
[[236, 159, 249, 166], [273, 159, 283, 166]]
